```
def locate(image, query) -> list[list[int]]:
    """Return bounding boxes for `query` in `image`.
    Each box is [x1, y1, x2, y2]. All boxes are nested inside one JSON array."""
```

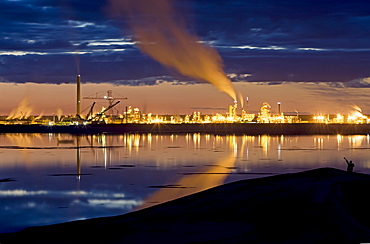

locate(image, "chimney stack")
[[77, 75, 81, 117]]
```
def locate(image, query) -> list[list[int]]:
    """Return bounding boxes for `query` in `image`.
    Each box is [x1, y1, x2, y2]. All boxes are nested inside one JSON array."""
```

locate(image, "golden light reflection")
[[314, 137, 324, 150], [259, 135, 269, 156], [193, 133, 201, 149], [337, 134, 343, 150], [277, 136, 282, 160], [348, 135, 366, 149], [147, 133, 152, 149], [137, 153, 235, 210], [4, 133, 370, 178], [6, 134, 41, 165]]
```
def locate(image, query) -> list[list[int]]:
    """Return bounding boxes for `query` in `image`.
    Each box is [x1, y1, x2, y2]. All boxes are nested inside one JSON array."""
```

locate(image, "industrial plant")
[[1, 75, 369, 126], [1, 75, 370, 135]]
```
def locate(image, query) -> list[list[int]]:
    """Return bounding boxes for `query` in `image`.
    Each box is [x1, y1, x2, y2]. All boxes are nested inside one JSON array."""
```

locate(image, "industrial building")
[[1, 75, 369, 126]]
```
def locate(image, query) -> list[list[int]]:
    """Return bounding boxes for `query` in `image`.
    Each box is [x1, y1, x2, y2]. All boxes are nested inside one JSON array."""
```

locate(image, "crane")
[[89, 101, 121, 124], [86, 102, 96, 120], [84, 90, 127, 118]]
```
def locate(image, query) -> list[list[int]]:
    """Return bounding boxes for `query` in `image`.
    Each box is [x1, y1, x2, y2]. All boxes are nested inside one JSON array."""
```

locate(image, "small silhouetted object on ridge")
[[344, 157, 355, 172]]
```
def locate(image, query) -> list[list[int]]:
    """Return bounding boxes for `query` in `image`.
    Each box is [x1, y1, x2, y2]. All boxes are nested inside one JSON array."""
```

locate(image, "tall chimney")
[[246, 97, 249, 113], [77, 75, 81, 117], [277, 102, 281, 116]]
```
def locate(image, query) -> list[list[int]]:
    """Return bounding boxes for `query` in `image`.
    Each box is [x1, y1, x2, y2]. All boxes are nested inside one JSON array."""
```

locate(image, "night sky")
[[1, 0, 370, 115]]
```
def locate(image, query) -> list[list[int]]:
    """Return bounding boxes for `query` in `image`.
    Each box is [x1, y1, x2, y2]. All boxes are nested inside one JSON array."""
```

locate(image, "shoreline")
[[1, 123, 370, 135]]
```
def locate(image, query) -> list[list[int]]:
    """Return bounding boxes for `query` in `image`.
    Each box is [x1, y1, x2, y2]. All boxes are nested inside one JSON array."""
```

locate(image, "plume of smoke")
[[238, 92, 244, 109], [56, 108, 63, 121], [7, 96, 33, 119], [109, 0, 236, 100], [34, 111, 44, 120], [353, 105, 362, 113]]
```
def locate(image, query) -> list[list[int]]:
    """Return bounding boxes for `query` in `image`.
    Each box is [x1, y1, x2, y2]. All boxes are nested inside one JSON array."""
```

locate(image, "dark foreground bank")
[[1, 168, 370, 243]]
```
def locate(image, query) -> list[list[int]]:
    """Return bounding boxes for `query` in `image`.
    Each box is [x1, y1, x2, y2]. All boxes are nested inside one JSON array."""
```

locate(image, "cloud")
[[340, 77, 370, 88], [0, 0, 369, 85]]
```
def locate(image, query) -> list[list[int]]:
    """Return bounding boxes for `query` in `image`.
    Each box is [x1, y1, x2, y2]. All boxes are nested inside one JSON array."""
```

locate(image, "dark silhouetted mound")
[[1, 168, 370, 243]]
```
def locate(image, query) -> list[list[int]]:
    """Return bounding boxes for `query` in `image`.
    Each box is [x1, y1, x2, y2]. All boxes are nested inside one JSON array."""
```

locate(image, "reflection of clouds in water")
[[0, 190, 48, 196], [86, 199, 141, 209], [0, 190, 142, 210], [0, 189, 127, 198], [70, 198, 142, 211], [0, 197, 140, 233]]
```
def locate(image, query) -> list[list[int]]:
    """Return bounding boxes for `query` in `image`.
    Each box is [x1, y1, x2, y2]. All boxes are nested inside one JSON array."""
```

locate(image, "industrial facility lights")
[[2, 102, 369, 125]]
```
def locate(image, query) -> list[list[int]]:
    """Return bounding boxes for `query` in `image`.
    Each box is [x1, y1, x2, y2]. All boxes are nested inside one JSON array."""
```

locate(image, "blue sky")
[[1, 0, 370, 115]]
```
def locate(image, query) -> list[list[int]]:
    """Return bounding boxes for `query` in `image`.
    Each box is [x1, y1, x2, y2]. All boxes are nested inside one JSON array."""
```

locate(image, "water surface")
[[1, 133, 370, 233]]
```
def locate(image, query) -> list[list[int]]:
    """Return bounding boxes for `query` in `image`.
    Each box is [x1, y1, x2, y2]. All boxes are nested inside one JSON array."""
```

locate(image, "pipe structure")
[[77, 75, 81, 117]]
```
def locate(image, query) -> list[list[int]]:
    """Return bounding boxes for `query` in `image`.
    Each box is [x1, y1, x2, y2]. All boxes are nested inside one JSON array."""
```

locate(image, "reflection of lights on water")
[[278, 135, 284, 160], [205, 134, 211, 144], [348, 135, 366, 148], [134, 134, 140, 149], [8, 133, 370, 169], [337, 134, 343, 143], [226, 135, 238, 157], [103, 147, 108, 168], [336, 134, 343, 150], [215, 135, 223, 143], [7, 133, 370, 176], [122, 134, 142, 155], [314, 137, 324, 150], [259, 135, 269, 156], [193, 133, 201, 149], [147, 133, 152, 148]]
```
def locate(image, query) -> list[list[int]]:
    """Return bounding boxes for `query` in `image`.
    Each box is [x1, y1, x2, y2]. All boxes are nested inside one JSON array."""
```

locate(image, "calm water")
[[1, 133, 370, 233]]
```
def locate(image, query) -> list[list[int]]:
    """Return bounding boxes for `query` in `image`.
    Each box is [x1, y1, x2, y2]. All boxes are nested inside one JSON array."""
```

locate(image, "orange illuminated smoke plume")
[[109, 0, 236, 100]]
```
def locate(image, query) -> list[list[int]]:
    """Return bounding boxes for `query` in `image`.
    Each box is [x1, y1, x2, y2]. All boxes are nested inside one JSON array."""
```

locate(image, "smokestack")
[[277, 102, 281, 116], [77, 75, 81, 117], [246, 97, 249, 113]]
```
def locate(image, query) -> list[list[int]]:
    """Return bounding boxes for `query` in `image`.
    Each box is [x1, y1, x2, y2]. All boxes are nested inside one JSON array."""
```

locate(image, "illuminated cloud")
[[85, 38, 136, 46], [228, 45, 287, 51], [342, 77, 370, 88], [68, 20, 97, 28]]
